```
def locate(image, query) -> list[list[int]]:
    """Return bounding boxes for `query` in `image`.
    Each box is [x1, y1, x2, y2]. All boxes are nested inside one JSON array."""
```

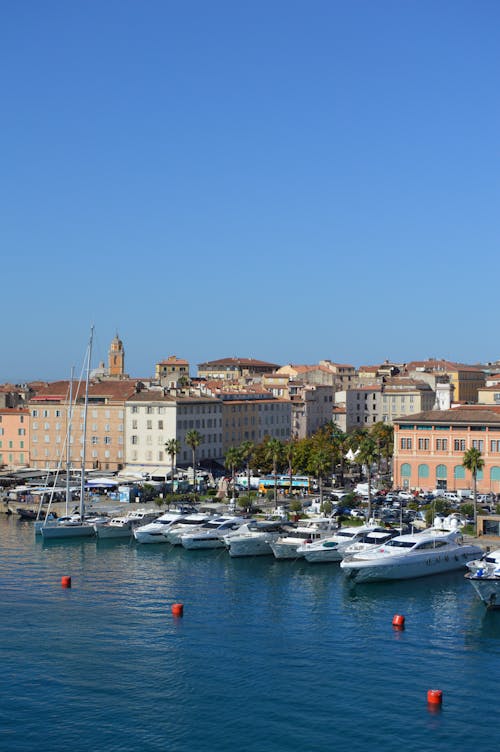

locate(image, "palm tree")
[[265, 437, 284, 508], [164, 438, 181, 490], [225, 446, 242, 499], [285, 439, 298, 501], [355, 436, 378, 521], [308, 447, 331, 509], [185, 429, 202, 491], [239, 440, 255, 498], [463, 447, 484, 535]]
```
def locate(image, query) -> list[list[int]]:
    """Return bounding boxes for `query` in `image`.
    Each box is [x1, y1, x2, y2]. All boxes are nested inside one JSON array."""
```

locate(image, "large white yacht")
[[163, 513, 214, 545], [133, 510, 187, 544], [340, 527, 482, 583], [296, 525, 395, 564], [224, 520, 289, 557], [180, 516, 246, 550], [269, 518, 338, 560]]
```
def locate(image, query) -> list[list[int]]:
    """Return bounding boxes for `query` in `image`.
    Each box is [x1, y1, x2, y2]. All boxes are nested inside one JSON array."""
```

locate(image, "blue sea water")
[[1, 515, 500, 752]]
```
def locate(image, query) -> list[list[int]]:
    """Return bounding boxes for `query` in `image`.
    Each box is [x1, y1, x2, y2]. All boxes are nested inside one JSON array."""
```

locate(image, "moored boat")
[[270, 517, 338, 560], [297, 525, 395, 564], [340, 527, 483, 583], [465, 548, 500, 609]]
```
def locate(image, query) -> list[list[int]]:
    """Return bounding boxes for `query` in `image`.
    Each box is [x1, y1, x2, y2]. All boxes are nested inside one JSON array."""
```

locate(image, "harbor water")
[[1, 514, 500, 752]]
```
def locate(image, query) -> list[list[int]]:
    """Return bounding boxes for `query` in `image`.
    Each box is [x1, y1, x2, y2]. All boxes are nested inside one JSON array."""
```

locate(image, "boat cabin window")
[[385, 539, 415, 549]]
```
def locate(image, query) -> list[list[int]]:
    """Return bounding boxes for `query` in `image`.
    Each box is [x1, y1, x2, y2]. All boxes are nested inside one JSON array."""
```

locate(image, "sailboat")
[[41, 328, 97, 540]]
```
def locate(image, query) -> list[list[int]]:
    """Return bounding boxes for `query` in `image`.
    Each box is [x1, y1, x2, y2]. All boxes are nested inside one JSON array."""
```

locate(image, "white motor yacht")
[[465, 548, 500, 609], [180, 516, 246, 550], [297, 525, 395, 564], [270, 518, 338, 560], [224, 520, 288, 557], [163, 513, 213, 545], [95, 509, 159, 539], [340, 527, 483, 582], [133, 510, 186, 544]]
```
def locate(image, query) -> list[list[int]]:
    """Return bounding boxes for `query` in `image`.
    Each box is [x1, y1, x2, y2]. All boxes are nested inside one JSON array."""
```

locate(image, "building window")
[[472, 440, 484, 451], [401, 438, 412, 449], [418, 438, 429, 450], [454, 439, 466, 451]]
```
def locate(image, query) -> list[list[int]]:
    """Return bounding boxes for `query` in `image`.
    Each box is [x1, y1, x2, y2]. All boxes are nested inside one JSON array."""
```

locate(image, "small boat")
[[465, 548, 500, 609], [297, 525, 396, 564], [340, 526, 483, 583], [270, 518, 338, 560], [16, 508, 39, 521]]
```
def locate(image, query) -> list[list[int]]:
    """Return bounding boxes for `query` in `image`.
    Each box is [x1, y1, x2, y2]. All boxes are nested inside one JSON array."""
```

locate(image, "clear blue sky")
[[2, 1, 499, 382]]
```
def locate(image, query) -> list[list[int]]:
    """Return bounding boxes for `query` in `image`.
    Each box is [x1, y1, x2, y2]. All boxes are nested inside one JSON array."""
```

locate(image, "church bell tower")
[[108, 334, 125, 377]]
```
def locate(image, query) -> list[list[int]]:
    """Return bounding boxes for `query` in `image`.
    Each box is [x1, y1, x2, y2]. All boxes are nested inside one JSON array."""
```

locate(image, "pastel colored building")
[[0, 408, 30, 469], [393, 407, 500, 493]]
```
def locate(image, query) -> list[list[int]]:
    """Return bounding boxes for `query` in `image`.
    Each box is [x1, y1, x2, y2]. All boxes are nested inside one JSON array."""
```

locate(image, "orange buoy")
[[61, 576, 72, 588], [427, 689, 443, 705], [392, 614, 405, 628], [171, 603, 184, 617]]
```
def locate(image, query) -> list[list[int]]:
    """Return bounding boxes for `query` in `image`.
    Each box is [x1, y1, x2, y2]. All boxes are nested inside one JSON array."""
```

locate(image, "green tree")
[[265, 438, 284, 508], [165, 438, 181, 490], [239, 440, 255, 497], [225, 446, 242, 499], [355, 436, 378, 520], [462, 447, 484, 535], [307, 447, 331, 507], [185, 429, 202, 490]]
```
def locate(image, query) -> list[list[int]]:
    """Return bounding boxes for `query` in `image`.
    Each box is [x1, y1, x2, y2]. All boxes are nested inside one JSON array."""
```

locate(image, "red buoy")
[[427, 689, 443, 705], [392, 614, 405, 628], [61, 576, 72, 588], [171, 603, 184, 617]]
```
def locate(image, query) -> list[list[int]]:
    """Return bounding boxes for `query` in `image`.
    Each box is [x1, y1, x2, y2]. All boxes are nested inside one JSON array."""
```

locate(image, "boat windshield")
[[384, 539, 415, 549], [336, 531, 356, 539]]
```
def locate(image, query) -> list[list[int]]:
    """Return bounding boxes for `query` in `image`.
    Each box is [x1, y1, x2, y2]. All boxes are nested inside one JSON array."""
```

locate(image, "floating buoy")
[[427, 689, 443, 705], [171, 603, 184, 617], [61, 576, 72, 588], [392, 614, 405, 628]]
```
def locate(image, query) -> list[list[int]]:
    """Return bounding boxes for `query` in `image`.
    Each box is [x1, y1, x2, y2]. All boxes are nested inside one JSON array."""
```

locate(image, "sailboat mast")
[[79, 327, 94, 518], [65, 367, 74, 517]]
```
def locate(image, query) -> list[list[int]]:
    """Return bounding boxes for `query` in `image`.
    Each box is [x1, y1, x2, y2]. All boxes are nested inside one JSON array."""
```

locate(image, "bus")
[[258, 475, 311, 496]]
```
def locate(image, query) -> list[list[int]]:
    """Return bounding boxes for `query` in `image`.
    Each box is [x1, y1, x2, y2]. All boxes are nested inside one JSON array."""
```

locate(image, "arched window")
[[454, 466, 465, 480], [436, 464, 447, 480], [401, 463, 411, 477], [418, 464, 429, 479], [491, 467, 500, 482]]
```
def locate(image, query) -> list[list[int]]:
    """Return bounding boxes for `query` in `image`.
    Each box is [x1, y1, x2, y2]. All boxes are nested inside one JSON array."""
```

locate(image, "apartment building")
[[125, 390, 223, 477], [406, 359, 485, 403], [393, 407, 500, 493], [0, 408, 30, 469], [198, 357, 279, 383], [218, 391, 291, 453], [288, 383, 334, 439], [28, 379, 138, 472]]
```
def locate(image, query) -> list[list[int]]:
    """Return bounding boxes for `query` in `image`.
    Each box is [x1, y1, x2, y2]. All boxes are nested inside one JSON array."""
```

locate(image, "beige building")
[[155, 356, 190, 387], [406, 359, 485, 403], [125, 390, 223, 477], [28, 379, 138, 472], [198, 357, 279, 382]]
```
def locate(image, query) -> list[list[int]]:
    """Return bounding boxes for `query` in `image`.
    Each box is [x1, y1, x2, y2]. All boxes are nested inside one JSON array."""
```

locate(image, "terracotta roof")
[[406, 359, 484, 373], [394, 407, 500, 425], [157, 355, 190, 366], [198, 357, 280, 368]]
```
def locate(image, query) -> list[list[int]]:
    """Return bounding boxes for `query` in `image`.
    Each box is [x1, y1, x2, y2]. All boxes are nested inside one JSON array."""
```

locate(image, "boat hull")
[[466, 575, 500, 609], [341, 545, 482, 582], [40, 524, 96, 539]]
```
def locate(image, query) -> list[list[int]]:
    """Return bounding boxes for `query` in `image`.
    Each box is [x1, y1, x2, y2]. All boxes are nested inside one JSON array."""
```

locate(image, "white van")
[[444, 492, 460, 504]]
